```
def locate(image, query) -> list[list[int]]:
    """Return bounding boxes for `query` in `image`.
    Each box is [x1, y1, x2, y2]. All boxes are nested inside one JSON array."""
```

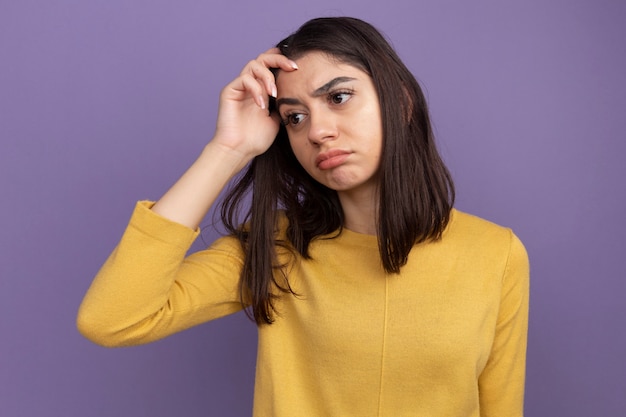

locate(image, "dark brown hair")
[[221, 17, 455, 325]]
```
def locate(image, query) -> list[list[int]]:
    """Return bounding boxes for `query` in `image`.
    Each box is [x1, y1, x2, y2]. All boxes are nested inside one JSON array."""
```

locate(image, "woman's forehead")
[[275, 52, 368, 95]]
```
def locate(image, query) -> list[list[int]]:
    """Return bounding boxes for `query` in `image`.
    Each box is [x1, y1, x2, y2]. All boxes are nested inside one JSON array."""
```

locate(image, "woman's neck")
[[338, 188, 378, 235]]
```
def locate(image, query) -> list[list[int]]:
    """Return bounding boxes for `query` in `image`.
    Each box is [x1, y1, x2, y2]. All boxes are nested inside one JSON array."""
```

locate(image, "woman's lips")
[[316, 149, 352, 170]]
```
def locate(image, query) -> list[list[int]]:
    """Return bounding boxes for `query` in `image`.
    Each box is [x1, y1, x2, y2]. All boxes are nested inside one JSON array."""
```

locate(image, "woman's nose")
[[307, 109, 338, 145]]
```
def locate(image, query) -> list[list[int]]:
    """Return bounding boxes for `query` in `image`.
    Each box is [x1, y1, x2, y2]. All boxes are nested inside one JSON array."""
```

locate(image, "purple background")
[[1, 1, 625, 416]]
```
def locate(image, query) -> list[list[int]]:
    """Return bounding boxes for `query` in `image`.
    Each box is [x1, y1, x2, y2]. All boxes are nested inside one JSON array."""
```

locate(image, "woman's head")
[[274, 17, 429, 181]]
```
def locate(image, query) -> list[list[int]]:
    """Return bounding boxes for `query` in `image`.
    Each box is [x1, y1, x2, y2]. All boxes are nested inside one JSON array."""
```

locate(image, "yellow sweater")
[[78, 202, 529, 417]]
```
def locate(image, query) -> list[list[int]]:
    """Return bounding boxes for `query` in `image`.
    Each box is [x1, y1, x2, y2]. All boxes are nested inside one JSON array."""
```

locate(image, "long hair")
[[221, 17, 455, 325]]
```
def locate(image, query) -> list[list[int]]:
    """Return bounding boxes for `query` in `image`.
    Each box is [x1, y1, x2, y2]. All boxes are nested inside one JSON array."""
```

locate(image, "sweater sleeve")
[[77, 201, 245, 347], [478, 231, 530, 417]]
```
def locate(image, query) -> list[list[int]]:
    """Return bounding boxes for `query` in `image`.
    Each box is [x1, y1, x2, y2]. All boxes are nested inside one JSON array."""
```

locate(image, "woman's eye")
[[284, 113, 305, 126], [330, 91, 352, 105]]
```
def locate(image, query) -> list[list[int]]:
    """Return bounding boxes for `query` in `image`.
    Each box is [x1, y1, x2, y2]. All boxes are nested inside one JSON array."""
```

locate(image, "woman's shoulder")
[[445, 208, 526, 254], [438, 209, 529, 281], [449, 208, 512, 234]]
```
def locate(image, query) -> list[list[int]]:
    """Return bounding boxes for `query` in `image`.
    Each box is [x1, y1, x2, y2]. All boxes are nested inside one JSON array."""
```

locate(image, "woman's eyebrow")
[[276, 76, 357, 111], [312, 76, 357, 97]]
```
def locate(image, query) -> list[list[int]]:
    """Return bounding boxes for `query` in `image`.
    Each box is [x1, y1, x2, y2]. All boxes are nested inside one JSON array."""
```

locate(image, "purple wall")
[[1, 1, 624, 416]]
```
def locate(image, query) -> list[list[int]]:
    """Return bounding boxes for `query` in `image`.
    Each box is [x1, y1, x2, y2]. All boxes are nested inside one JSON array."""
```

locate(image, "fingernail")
[[271, 84, 277, 98], [289, 60, 298, 69], [259, 95, 266, 109]]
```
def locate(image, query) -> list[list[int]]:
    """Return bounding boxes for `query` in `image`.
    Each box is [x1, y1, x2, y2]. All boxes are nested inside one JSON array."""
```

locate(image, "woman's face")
[[275, 52, 383, 199]]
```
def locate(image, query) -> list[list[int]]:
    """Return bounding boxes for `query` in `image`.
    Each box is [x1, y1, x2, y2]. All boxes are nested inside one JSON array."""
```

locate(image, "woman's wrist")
[[150, 138, 253, 229]]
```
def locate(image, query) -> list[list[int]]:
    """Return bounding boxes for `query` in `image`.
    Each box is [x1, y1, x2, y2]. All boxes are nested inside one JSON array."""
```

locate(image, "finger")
[[244, 60, 279, 98], [242, 52, 298, 77], [256, 51, 299, 72], [227, 73, 268, 110], [261, 47, 280, 54], [237, 51, 298, 101], [240, 73, 268, 110], [251, 56, 298, 97]]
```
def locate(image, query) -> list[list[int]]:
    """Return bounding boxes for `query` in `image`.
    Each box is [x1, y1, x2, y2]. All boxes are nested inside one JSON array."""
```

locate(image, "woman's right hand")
[[212, 48, 298, 159]]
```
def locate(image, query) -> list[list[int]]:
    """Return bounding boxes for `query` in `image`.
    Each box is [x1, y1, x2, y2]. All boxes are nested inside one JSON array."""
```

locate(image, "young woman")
[[78, 17, 529, 417]]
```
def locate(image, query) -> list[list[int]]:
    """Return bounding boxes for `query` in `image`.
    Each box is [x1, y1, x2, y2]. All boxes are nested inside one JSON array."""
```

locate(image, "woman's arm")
[[77, 50, 298, 346], [478, 232, 530, 416], [77, 202, 246, 347]]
